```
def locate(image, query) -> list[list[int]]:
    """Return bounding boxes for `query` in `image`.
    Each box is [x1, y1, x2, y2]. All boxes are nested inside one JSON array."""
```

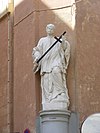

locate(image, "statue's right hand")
[[33, 61, 38, 72]]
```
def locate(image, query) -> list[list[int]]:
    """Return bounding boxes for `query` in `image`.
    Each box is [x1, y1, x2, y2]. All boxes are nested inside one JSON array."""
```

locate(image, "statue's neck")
[[47, 35, 54, 38]]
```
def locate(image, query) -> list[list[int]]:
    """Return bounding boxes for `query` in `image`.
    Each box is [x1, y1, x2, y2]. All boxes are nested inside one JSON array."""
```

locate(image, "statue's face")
[[46, 25, 55, 35]]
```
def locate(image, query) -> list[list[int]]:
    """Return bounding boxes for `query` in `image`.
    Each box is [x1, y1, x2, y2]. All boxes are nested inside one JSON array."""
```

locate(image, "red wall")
[[76, 0, 100, 121], [0, 16, 8, 132]]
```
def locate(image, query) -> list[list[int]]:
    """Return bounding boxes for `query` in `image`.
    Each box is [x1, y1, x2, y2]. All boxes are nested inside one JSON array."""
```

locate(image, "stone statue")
[[32, 24, 70, 110]]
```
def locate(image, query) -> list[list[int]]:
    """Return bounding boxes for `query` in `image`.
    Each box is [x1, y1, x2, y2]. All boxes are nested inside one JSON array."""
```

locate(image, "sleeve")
[[32, 38, 43, 60], [32, 38, 43, 73]]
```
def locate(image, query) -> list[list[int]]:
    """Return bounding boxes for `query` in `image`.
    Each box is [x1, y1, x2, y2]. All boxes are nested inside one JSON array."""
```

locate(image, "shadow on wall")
[[13, 0, 77, 132], [75, 0, 100, 122]]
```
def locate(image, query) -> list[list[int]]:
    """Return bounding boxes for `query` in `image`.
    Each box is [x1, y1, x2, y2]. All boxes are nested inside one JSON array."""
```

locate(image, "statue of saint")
[[32, 24, 70, 110]]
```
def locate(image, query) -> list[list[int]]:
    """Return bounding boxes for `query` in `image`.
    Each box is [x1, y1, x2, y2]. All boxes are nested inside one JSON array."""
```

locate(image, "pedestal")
[[40, 110, 71, 133]]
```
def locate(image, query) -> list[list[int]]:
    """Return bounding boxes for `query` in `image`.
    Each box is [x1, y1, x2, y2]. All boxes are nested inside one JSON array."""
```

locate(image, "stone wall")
[[0, 16, 9, 133], [0, 12, 14, 132], [76, 0, 100, 121], [13, 0, 38, 132]]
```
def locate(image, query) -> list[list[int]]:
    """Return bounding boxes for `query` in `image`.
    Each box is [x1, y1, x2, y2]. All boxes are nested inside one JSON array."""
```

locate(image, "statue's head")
[[46, 24, 55, 35]]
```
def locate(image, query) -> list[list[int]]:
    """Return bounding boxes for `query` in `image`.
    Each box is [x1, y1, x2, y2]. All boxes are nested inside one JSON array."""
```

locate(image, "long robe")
[[32, 36, 70, 109]]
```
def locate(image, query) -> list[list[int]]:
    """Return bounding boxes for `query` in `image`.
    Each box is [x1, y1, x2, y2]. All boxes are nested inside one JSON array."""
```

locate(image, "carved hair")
[[46, 24, 55, 30]]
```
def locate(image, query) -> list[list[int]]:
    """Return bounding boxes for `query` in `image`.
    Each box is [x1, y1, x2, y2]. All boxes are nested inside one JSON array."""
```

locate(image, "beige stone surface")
[[76, 0, 100, 121]]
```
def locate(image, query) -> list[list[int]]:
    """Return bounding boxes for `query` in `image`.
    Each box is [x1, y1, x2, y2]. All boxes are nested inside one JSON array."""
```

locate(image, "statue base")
[[40, 110, 71, 133], [42, 100, 69, 110]]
